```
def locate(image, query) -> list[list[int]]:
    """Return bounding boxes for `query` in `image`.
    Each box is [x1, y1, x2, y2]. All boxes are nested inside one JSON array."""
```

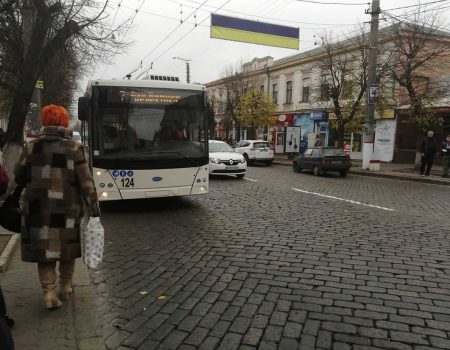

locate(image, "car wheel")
[[243, 154, 252, 165], [236, 174, 245, 179], [339, 171, 348, 177], [313, 166, 321, 176], [293, 163, 301, 173]]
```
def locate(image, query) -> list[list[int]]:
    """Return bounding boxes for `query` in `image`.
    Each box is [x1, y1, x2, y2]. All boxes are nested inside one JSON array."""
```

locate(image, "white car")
[[209, 140, 247, 178], [233, 140, 274, 165]]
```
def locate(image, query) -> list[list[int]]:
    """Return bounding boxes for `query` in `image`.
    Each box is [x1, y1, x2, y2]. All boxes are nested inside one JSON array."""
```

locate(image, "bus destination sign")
[[119, 90, 182, 105]]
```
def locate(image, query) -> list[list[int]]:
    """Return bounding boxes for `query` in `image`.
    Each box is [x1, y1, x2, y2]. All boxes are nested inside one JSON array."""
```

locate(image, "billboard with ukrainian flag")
[[211, 14, 299, 50]]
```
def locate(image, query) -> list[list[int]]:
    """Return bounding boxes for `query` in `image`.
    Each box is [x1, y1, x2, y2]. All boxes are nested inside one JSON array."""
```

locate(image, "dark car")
[[293, 147, 352, 177]]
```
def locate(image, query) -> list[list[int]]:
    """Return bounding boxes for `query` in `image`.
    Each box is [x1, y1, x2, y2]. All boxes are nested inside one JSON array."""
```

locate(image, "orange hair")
[[41, 105, 69, 128]]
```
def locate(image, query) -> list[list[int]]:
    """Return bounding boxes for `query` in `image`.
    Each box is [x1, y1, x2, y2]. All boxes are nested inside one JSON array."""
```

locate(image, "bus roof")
[[84, 79, 205, 96]]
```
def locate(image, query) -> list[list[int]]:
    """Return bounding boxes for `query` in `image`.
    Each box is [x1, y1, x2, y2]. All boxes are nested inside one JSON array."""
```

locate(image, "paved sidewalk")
[[274, 155, 450, 186], [0, 234, 104, 350]]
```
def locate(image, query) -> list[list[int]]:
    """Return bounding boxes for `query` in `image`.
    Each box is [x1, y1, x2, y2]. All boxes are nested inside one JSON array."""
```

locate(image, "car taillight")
[[322, 159, 330, 164]]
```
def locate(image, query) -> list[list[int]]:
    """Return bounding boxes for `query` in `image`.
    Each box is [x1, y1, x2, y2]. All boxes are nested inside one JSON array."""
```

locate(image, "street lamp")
[[173, 56, 191, 83]]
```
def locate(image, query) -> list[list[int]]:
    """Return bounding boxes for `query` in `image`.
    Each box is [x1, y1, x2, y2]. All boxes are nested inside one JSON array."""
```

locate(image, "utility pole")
[[362, 0, 381, 170], [173, 57, 191, 83]]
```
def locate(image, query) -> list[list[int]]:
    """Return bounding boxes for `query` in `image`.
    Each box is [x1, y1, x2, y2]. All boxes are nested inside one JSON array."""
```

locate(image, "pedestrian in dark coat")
[[419, 130, 438, 176], [14, 105, 100, 309]]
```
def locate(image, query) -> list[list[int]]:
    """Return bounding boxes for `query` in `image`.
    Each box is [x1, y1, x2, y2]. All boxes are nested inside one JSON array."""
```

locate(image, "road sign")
[[35, 80, 44, 89], [368, 83, 380, 104]]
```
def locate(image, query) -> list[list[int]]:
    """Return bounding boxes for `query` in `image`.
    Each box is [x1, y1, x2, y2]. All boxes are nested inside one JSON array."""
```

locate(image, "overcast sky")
[[81, 0, 450, 91]]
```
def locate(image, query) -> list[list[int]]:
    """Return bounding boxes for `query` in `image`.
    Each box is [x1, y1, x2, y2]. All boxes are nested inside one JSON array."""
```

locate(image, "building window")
[[260, 84, 265, 93], [272, 84, 278, 104], [286, 81, 293, 104], [302, 78, 310, 102], [320, 74, 330, 101]]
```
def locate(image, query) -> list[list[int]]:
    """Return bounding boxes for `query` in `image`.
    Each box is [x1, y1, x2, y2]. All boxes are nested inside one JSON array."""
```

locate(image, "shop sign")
[[344, 144, 351, 155], [328, 112, 337, 120], [380, 109, 395, 119], [311, 111, 328, 121]]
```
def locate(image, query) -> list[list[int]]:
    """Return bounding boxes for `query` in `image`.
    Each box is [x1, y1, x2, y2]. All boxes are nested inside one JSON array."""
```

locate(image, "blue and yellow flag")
[[211, 14, 299, 50]]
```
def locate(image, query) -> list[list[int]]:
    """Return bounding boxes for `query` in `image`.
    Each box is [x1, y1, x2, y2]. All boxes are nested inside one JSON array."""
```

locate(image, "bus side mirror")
[[78, 96, 90, 121]]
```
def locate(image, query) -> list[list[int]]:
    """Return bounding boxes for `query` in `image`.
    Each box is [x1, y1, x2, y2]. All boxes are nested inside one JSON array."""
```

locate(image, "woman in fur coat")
[[15, 105, 100, 309]]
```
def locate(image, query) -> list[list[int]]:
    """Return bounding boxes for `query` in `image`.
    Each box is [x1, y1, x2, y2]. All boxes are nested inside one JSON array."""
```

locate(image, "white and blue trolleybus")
[[78, 78, 209, 201]]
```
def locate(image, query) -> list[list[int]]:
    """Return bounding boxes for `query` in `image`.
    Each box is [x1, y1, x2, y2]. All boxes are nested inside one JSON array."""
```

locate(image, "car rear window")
[[253, 142, 270, 149], [323, 148, 345, 156]]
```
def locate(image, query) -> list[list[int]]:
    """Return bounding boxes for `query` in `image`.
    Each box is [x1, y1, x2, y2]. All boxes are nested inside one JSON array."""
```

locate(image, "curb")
[[0, 233, 20, 272], [273, 160, 450, 186], [348, 170, 450, 186]]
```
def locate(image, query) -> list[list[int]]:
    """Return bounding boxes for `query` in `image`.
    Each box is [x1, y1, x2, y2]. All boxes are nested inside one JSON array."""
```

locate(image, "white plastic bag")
[[82, 217, 104, 268]]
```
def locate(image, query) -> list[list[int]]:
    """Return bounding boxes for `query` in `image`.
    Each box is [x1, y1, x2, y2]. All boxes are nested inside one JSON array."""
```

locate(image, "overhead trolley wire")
[[134, 0, 233, 79], [164, 0, 358, 26], [295, 0, 369, 5], [125, 0, 211, 78], [383, 0, 450, 12]]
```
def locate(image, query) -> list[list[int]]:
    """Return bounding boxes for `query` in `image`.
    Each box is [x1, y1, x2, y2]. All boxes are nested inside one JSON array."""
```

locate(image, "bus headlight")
[[96, 171, 102, 176], [209, 158, 220, 164], [101, 192, 108, 198]]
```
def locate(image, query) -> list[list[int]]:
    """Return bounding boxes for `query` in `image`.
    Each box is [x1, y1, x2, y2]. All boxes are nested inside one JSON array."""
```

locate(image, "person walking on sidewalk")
[[441, 134, 450, 178], [419, 130, 438, 176], [14, 105, 100, 310]]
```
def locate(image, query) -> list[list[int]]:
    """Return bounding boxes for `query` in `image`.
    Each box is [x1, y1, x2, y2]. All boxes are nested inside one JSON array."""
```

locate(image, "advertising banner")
[[275, 131, 285, 154], [374, 119, 397, 162], [285, 126, 301, 153]]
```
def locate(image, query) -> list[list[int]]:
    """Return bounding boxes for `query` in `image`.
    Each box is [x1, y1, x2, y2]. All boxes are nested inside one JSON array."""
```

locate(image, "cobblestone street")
[[93, 165, 450, 349]]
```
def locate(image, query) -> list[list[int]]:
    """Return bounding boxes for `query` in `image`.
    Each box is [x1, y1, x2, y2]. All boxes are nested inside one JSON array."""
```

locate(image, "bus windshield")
[[92, 86, 207, 160]]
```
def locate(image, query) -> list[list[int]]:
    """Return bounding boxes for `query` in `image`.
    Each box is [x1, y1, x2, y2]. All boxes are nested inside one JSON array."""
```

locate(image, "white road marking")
[[291, 188, 394, 212], [244, 178, 258, 182]]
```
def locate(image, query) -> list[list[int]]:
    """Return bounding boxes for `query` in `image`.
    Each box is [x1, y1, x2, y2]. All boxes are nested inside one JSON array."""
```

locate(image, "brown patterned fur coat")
[[15, 126, 100, 263]]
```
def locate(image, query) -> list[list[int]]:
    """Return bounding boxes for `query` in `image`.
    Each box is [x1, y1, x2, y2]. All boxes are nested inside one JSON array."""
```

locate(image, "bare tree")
[[383, 8, 450, 167], [0, 0, 129, 175], [41, 44, 84, 110], [314, 27, 393, 147], [219, 61, 262, 141], [385, 10, 450, 129]]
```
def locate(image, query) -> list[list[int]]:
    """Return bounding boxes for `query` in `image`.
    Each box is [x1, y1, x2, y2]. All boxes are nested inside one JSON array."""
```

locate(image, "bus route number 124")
[[121, 178, 135, 188]]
